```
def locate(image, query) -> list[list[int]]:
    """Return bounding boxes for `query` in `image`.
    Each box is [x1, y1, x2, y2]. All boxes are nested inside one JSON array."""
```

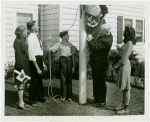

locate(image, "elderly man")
[[87, 24, 113, 107]]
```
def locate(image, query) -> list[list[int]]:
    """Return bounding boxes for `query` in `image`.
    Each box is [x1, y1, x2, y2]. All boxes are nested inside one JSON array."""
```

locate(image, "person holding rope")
[[27, 20, 48, 106], [87, 24, 113, 107], [49, 30, 75, 102]]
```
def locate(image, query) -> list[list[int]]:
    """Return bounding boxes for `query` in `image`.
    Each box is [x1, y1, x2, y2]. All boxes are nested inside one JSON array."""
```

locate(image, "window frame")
[[122, 16, 145, 44], [16, 12, 33, 27]]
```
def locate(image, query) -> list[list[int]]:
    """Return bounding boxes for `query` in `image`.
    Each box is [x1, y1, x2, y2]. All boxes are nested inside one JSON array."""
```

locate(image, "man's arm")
[[88, 39, 108, 49], [27, 37, 42, 75], [88, 34, 113, 50]]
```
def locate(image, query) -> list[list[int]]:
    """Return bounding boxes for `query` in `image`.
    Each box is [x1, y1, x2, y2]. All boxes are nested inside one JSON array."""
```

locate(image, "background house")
[[4, 3, 145, 63]]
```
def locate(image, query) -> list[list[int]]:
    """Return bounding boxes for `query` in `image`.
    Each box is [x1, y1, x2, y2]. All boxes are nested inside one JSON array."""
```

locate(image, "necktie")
[[36, 35, 43, 50]]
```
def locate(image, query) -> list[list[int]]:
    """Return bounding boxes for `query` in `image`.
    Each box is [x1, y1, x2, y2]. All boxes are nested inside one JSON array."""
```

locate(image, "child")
[[13, 25, 30, 110], [50, 30, 75, 102]]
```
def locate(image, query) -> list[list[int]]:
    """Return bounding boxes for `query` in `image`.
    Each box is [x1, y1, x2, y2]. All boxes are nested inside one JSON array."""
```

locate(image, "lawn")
[[5, 78, 144, 116]]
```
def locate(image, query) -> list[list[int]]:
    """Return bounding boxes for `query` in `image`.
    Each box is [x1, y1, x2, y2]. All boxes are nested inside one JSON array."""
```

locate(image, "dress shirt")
[[50, 41, 73, 56], [27, 33, 43, 61]]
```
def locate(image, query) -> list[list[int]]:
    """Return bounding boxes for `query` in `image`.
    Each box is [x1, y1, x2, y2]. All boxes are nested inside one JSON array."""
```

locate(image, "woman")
[[114, 26, 136, 114], [13, 25, 30, 110]]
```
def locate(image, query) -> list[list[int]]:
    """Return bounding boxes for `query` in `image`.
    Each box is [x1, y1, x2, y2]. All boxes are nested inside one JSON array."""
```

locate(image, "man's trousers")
[[29, 56, 45, 101], [91, 61, 108, 103], [59, 56, 73, 99]]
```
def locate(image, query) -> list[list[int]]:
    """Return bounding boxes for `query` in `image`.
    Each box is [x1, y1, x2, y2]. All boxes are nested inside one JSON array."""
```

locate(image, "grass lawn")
[[5, 78, 144, 116]]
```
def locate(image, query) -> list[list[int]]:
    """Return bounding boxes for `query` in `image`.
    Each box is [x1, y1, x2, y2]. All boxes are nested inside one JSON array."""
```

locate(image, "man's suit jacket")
[[88, 33, 113, 65]]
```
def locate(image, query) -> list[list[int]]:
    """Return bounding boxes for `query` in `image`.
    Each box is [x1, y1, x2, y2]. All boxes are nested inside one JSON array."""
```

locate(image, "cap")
[[27, 20, 36, 30]]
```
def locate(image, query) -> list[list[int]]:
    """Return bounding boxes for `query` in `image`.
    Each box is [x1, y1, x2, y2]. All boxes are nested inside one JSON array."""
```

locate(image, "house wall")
[[60, 4, 80, 49], [4, 4, 145, 63], [60, 5, 145, 60], [105, 5, 145, 60], [4, 4, 38, 63], [40, 4, 60, 51]]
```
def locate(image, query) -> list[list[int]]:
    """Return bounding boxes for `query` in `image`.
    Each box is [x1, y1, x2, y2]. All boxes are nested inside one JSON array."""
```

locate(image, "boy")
[[50, 31, 75, 102]]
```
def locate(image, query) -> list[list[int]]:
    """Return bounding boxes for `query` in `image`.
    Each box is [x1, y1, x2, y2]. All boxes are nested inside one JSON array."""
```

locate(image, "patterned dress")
[[116, 41, 133, 90]]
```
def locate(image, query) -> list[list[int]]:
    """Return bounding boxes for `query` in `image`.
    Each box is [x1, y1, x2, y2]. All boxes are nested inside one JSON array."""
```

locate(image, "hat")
[[84, 5, 101, 16], [59, 30, 68, 39], [99, 5, 109, 16], [27, 20, 36, 30], [15, 25, 26, 37]]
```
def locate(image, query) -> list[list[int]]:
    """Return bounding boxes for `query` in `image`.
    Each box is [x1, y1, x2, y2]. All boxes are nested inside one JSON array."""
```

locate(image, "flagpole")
[[79, 5, 87, 104]]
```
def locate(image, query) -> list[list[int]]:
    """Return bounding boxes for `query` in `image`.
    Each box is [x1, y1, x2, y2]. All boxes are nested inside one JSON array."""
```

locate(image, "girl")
[[114, 26, 136, 114], [13, 25, 30, 110]]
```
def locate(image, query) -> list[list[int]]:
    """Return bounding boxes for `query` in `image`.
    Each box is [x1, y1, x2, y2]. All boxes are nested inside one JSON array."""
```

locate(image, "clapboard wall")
[[40, 4, 60, 51], [60, 4, 80, 49], [105, 5, 145, 60], [4, 4, 145, 63], [59, 5, 145, 59], [4, 3, 38, 63]]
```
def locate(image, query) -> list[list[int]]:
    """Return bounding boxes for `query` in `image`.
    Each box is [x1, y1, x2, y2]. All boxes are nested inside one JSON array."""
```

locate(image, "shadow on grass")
[[5, 90, 18, 107], [5, 80, 14, 86]]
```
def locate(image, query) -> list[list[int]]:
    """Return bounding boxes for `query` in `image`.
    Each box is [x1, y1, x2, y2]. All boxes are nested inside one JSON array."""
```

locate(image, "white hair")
[[100, 24, 111, 36]]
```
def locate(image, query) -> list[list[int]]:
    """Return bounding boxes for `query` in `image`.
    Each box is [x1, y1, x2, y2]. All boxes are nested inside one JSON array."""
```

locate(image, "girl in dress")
[[114, 26, 136, 114], [13, 25, 30, 110]]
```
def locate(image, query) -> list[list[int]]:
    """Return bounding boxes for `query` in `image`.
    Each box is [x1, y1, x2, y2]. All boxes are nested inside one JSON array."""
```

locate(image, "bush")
[[5, 62, 14, 79], [106, 45, 145, 89], [43, 45, 80, 80]]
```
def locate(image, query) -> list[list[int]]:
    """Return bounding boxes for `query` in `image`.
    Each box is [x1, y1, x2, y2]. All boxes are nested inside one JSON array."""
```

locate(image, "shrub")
[[106, 45, 145, 89], [5, 62, 14, 79], [43, 45, 80, 80]]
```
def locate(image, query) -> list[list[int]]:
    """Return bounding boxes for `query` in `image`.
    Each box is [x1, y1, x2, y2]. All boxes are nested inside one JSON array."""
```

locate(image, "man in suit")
[[87, 24, 113, 107]]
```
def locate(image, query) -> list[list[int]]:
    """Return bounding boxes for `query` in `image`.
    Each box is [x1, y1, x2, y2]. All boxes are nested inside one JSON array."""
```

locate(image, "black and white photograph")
[[1, 1, 149, 121]]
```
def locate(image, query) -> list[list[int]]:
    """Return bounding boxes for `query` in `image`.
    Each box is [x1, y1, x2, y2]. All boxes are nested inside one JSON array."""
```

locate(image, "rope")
[[67, 6, 80, 31], [47, 5, 104, 103], [47, 5, 80, 103], [47, 5, 62, 103], [48, 38, 62, 103]]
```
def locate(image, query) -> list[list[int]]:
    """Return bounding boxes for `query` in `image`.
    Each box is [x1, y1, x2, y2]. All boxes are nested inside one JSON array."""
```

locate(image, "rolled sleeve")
[[27, 37, 36, 61], [50, 43, 60, 52]]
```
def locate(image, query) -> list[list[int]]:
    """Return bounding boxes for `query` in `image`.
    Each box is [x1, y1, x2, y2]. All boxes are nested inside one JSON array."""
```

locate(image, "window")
[[124, 19, 132, 27], [17, 13, 33, 27], [123, 18, 144, 43], [117, 16, 145, 44], [136, 20, 143, 42]]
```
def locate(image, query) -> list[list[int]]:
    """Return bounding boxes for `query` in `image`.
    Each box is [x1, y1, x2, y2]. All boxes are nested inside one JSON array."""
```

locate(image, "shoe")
[[97, 102, 106, 107], [116, 109, 129, 114], [27, 100, 37, 107], [114, 106, 124, 111], [61, 98, 66, 101], [24, 103, 30, 107], [88, 99, 99, 103], [18, 105, 29, 111], [37, 98, 46, 102], [67, 98, 72, 102]]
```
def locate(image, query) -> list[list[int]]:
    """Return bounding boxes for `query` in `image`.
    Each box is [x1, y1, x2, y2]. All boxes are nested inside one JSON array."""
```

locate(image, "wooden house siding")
[[4, 4, 38, 63], [4, 4, 145, 63], [40, 4, 60, 51]]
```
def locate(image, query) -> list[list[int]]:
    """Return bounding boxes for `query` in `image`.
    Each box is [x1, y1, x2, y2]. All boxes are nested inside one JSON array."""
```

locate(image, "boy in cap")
[[49, 30, 75, 102], [27, 21, 47, 106]]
